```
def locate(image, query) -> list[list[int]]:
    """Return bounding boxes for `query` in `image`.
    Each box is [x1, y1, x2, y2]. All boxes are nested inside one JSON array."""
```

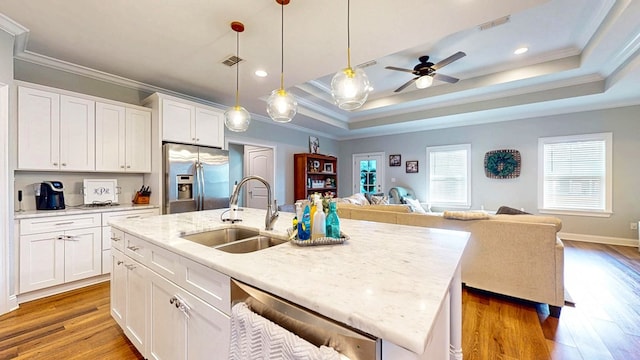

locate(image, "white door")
[[17, 86, 60, 170], [245, 146, 274, 209], [19, 232, 65, 293], [64, 227, 102, 282], [95, 102, 126, 172], [111, 249, 126, 327], [194, 107, 224, 148], [162, 99, 195, 144], [125, 108, 152, 172], [352, 153, 385, 195], [59, 95, 95, 171]]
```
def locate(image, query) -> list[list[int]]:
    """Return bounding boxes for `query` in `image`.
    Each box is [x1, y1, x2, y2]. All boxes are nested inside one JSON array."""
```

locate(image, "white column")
[[449, 264, 463, 360]]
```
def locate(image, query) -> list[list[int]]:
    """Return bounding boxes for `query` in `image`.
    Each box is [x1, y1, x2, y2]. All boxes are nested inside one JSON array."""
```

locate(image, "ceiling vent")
[[222, 55, 243, 67], [478, 15, 510, 31]]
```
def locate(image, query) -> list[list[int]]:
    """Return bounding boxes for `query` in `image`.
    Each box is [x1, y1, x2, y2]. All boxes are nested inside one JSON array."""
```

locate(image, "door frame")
[[225, 136, 277, 208], [352, 152, 385, 195]]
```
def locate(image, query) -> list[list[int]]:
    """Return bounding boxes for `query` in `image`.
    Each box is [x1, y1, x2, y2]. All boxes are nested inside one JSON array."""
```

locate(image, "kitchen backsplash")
[[14, 172, 146, 211]]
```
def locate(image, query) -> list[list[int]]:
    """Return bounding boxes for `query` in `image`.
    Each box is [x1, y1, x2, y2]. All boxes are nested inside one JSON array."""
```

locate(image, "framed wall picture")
[[389, 154, 401, 167], [309, 136, 320, 154], [323, 162, 334, 173], [406, 160, 418, 173]]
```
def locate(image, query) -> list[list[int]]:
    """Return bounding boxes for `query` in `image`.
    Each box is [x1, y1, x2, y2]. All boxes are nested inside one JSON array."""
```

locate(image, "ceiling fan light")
[[416, 76, 434, 89], [224, 105, 251, 132], [331, 67, 370, 111], [267, 89, 297, 123]]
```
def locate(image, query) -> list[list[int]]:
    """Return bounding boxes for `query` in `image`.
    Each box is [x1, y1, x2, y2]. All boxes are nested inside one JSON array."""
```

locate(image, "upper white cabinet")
[[145, 93, 224, 148], [95, 102, 151, 172], [18, 87, 95, 171]]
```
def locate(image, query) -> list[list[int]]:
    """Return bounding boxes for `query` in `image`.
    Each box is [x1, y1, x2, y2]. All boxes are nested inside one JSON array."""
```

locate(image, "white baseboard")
[[8, 294, 18, 312], [17, 275, 110, 304], [559, 232, 638, 248]]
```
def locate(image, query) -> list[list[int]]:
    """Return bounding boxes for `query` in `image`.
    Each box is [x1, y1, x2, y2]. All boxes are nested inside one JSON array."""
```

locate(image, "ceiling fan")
[[385, 51, 466, 93]]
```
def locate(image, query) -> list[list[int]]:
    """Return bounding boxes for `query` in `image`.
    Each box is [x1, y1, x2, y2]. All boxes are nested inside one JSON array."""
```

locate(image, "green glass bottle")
[[325, 201, 340, 239]]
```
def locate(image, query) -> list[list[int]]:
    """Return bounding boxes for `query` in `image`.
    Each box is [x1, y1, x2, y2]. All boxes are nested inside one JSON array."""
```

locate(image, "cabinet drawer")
[[124, 233, 148, 262], [110, 228, 125, 252], [21, 213, 101, 235], [146, 242, 182, 284], [180, 257, 230, 315], [102, 208, 159, 226]]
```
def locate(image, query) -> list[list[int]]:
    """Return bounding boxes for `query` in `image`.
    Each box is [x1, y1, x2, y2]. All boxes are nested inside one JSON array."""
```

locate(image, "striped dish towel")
[[229, 302, 344, 360]]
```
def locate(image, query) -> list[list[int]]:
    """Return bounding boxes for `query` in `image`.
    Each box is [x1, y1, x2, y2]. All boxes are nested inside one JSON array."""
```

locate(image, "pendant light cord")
[[235, 31, 240, 107], [347, 0, 351, 70], [280, 0, 285, 90]]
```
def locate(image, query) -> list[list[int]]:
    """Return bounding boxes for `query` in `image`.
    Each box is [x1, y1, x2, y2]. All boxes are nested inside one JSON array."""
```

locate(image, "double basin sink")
[[181, 227, 287, 254]]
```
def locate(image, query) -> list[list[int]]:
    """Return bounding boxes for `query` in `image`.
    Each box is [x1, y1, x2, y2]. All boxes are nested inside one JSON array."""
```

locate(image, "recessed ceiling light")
[[255, 70, 268, 77], [514, 47, 528, 55]]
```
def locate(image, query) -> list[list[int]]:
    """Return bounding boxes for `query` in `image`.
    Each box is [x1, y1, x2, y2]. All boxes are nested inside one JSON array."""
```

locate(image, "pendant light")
[[224, 21, 251, 132], [267, 0, 298, 123], [330, 0, 370, 111]]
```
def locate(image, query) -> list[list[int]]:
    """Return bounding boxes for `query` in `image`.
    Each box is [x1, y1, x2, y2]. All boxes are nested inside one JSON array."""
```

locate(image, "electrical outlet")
[[631, 222, 638, 230]]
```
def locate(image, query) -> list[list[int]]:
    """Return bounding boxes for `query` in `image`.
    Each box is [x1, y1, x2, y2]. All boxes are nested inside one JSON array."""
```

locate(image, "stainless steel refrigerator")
[[163, 143, 229, 214]]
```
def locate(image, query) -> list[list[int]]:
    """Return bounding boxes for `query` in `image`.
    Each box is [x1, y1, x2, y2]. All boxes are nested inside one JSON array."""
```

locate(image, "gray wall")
[[338, 106, 640, 240]]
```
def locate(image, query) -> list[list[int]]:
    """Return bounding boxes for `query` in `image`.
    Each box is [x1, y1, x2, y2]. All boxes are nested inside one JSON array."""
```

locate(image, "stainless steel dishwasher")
[[230, 279, 380, 360]]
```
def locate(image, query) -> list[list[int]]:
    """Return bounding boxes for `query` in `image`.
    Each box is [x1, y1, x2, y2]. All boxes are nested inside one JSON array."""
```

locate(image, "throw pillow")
[[402, 197, 427, 214], [344, 193, 370, 206], [369, 194, 389, 205], [496, 206, 530, 215]]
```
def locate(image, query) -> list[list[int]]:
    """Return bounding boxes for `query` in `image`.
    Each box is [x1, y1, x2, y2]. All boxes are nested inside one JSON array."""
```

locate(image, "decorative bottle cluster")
[[294, 194, 340, 241]]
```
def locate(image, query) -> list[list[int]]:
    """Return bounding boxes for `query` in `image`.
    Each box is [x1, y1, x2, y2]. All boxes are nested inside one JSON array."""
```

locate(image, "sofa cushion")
[[402, 197, 427, 214], [496, 206, 530, 215], [490, 214, 563, 232], [367, 193, 390, 205], [443, 210, 490, 220]]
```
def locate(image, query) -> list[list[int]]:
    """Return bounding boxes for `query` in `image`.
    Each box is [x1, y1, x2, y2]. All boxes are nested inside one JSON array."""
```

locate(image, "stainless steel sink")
[[215, 236, 288, 254], [181, 228, 260, 247]]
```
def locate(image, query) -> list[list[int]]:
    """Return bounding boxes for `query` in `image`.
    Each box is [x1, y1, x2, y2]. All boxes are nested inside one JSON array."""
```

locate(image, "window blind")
[[428, 145, 470, 206], [539, 132, 612, 215]]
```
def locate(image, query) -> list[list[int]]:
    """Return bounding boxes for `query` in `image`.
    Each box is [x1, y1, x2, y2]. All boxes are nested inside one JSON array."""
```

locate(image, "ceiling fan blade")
[[394, 77, 419, 92], [431, 51, 466, 70], [433, 73, 460, 83], [385, 66, 416, 74]]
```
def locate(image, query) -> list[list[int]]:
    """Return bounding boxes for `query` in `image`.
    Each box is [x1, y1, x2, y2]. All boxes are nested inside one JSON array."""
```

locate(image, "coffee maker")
[[35, 181, 66, 210]]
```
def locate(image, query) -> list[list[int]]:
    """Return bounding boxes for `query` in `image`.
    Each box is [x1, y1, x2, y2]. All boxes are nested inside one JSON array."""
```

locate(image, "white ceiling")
[[1, 0, 639, 140]]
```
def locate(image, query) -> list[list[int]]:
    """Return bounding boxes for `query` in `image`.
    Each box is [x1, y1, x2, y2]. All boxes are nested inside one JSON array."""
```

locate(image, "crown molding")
[[0, 13, 28, 36]]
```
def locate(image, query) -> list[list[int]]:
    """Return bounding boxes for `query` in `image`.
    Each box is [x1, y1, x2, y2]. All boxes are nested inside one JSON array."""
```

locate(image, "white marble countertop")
[[110, 208, 469, 355], [14, 204, 159, 220]]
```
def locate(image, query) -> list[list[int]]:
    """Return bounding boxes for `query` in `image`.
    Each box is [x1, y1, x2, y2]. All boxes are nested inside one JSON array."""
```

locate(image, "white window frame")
[[426, 144, 471, 209], [537, 132, 613, 217]]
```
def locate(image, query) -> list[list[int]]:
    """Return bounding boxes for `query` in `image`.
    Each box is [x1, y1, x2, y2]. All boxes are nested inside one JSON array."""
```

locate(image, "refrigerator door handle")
[[197, 162, 205, 211], [194, 161, 201, 211]]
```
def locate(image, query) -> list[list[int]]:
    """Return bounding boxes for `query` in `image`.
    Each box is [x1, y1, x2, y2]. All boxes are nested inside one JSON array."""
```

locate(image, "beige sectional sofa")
[[336, 203, 565, 315]]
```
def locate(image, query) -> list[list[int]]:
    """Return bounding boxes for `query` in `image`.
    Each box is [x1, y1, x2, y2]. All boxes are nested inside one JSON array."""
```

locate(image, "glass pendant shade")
[[331, 66, 370, 111], [416, 75, 434, 89], [224, 105, 251, 132], [267, 89, 297, 123]]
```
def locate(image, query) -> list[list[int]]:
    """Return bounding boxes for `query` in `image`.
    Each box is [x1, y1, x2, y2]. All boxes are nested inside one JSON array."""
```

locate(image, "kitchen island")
[[110, 208, 469, 359]]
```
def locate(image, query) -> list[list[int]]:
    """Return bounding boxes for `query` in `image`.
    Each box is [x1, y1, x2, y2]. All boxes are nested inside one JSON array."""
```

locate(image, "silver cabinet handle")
[[55, 221, 74, 226], [120, 165, 125, 168], [53, 162, 58, 166], [170, 295, 190, 318], [126, 215, 140, 219], [117, 260, 124, 265], [127, 165, 131, 168], [110, 236, 121, 242], [127, 245, 140, 251], [125, 264, 136, 270], [61, 163, 67, 166]]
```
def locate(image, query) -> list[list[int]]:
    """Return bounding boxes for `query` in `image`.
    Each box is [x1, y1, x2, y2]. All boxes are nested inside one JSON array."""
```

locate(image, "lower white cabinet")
[[19, 214, 102, 293], [102, 208, 159, 274], [111, 229, 230, 359], [148, 270, 230, 360]]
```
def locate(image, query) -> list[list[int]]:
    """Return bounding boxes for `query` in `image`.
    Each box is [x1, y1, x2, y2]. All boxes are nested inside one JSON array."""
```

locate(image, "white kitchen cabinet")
[[122, 249, 148, 355], [111, 248, 126, 327], [18, 87, 95, 171], [148, 270, 230, 360], [95, 102, 151, 172], [101, 209, 158, 274], [19, 218, 102, 293], [145, 94, 224, 148]]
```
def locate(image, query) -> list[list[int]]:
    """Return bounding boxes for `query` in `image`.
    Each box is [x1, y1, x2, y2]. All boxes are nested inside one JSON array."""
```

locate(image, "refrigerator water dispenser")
[[177, 175, 193, 200]]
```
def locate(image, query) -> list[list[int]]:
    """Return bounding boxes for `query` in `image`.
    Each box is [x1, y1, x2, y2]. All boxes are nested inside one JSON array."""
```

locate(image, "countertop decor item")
[[484, 149, 521, 179], [288, 227, 348, 246], [83, 179, 119, 205]]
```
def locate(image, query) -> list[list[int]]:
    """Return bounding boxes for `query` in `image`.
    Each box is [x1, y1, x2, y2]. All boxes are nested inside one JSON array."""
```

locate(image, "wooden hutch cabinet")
[[293, 153, 338, 201]]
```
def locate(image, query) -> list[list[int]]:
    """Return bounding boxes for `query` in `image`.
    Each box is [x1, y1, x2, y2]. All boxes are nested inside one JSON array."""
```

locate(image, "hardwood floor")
[[0, 240, 638, 359]]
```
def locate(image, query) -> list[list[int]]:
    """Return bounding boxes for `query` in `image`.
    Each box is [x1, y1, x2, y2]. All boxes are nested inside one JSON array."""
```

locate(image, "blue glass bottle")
[[325, 201, 340, 238]]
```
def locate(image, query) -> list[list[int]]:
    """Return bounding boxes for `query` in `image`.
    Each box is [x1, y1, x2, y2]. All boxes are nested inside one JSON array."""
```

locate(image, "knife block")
[[132, 191, 150, 204]]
